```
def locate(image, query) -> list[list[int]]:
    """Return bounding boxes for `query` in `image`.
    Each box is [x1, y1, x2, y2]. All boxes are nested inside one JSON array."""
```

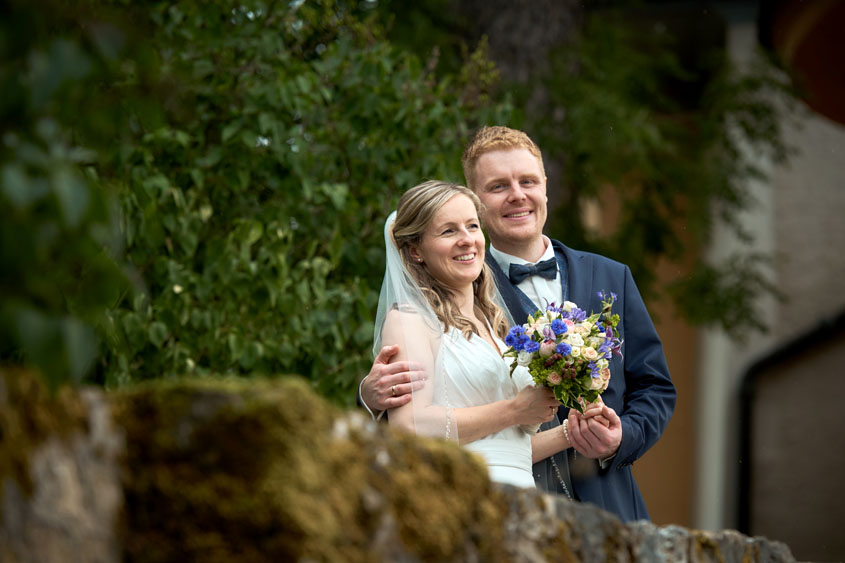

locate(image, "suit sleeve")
[[612, 266, 676, 468]]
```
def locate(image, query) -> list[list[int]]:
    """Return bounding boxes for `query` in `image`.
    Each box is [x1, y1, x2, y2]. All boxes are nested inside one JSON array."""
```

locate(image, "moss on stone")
[[541, 520, 578, 563], [114, 376, 509, 562], [0, 369, 87, 511], [374, 430, 508, 560], [693, 530, 726, 563]]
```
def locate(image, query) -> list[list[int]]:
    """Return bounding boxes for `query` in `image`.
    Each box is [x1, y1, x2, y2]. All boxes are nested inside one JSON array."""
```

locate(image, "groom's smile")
[[472, 148, 548, 261]]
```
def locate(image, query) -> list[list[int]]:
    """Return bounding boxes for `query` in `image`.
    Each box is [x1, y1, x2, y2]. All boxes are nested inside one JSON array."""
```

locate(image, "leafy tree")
[[5, 0, 794, 398], [96, 1, 509, 403], [527, 11, 794, 333], [375, 2, 795, 334], [2, 0, 510, 400], [1, 0, 135, 389]]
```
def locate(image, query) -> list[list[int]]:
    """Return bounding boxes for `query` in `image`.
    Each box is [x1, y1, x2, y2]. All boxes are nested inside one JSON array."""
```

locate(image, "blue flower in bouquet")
[[555, 342, 572, 355], [504, 325, 525, 349], [551, 318, 568, 336], [505, 325, 536, 353]]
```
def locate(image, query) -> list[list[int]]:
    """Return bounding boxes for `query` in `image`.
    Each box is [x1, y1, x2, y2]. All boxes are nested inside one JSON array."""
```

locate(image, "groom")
[[360, 126, 675, 522]]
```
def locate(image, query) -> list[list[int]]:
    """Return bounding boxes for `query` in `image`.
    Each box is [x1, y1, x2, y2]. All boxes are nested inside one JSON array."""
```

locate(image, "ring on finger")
[[391, 385, 396, 396]]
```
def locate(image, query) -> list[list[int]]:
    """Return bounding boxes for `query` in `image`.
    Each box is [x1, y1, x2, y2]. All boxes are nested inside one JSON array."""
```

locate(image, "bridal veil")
[[372, 210, 459, 441]]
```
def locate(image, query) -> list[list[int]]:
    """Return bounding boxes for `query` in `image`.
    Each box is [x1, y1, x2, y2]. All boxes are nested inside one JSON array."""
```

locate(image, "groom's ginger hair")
[[461, 126, 546, 191]]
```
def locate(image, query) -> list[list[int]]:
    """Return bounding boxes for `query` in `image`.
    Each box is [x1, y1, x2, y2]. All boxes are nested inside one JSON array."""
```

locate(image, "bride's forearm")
[[389, 400, 517, 444], [452, 400, 517, 444], [531, 423, 569, 463]]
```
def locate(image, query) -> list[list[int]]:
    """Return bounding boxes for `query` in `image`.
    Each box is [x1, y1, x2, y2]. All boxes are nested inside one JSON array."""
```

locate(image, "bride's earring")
[[410, 247, 423, 264]]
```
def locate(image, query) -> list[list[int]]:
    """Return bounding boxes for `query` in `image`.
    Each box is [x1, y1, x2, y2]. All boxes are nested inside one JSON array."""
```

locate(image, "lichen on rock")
[[0, 369, 122, 563], [0, 369, 87, 505]]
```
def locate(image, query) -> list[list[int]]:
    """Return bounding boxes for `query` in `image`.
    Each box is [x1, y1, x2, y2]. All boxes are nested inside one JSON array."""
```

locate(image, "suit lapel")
[[552, 240, 594, 310]]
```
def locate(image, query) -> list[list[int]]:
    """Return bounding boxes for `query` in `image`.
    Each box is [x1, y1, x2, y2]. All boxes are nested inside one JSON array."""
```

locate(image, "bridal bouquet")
[[503, 292, 623, 414]]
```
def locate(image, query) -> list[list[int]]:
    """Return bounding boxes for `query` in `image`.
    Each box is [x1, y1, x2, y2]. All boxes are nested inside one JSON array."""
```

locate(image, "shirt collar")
[[489, 236, 554, 273]]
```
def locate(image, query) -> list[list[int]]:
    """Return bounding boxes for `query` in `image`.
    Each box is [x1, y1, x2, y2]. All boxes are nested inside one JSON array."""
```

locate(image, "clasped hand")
[[566, 397, 622, 459]]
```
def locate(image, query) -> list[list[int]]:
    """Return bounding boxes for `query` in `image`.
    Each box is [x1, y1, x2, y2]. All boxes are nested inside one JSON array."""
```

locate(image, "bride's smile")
[[409, 194, 486, 291]]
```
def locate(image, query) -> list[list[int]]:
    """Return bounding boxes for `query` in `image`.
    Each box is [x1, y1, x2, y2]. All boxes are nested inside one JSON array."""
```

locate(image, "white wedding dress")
[[373, 209, 535, 489], [435, 327, 536, 488]]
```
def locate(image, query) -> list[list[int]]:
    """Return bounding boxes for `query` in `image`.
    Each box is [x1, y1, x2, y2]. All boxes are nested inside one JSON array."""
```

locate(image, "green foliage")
[[524, 11, 795, 333], [3, 1, 510, 397], [93, 1, 509, 400], [0, 1, 133, 389], [5, 0, 795, 396], [378, 4, 796, 335]]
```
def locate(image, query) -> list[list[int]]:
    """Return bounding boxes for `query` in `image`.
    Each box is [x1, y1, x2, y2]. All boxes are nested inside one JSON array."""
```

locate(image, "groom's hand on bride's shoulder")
[[361, 345, 426, 412]]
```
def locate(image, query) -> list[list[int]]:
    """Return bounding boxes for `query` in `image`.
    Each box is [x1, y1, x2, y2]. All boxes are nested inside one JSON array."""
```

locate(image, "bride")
[[374, 180, 567, 488]]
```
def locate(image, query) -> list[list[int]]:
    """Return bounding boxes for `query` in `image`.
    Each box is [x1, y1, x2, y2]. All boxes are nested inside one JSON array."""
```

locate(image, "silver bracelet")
[[550, 419, 574, 500]]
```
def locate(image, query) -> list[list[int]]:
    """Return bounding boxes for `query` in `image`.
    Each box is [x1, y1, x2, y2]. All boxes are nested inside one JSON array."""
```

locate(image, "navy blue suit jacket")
[[487, 239, 676, 522]]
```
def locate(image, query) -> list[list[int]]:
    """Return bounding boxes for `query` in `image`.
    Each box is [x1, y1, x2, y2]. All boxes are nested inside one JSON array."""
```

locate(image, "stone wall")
[[0, 371, 123, 562], [0, 371, 795, 562]]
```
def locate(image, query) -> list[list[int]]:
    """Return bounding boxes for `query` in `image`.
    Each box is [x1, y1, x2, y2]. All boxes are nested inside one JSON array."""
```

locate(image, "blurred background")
[[2, 0, 843, 560]]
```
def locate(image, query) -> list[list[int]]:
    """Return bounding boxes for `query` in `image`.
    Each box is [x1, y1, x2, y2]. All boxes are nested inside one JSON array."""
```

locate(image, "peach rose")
[[582, 347, 599, 361]]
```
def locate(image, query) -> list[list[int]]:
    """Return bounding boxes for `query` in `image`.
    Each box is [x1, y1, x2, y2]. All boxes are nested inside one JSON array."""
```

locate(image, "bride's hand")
[[510, 386, 560, 426], [578, 397, 610, 427]]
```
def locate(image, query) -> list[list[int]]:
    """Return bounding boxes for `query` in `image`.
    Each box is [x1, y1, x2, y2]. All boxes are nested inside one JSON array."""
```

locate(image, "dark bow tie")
[[508, 257, 557, 284]]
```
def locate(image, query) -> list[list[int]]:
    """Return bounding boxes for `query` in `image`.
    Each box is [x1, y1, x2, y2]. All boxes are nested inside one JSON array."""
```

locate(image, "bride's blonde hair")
[[391, 180, 507, 340]]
